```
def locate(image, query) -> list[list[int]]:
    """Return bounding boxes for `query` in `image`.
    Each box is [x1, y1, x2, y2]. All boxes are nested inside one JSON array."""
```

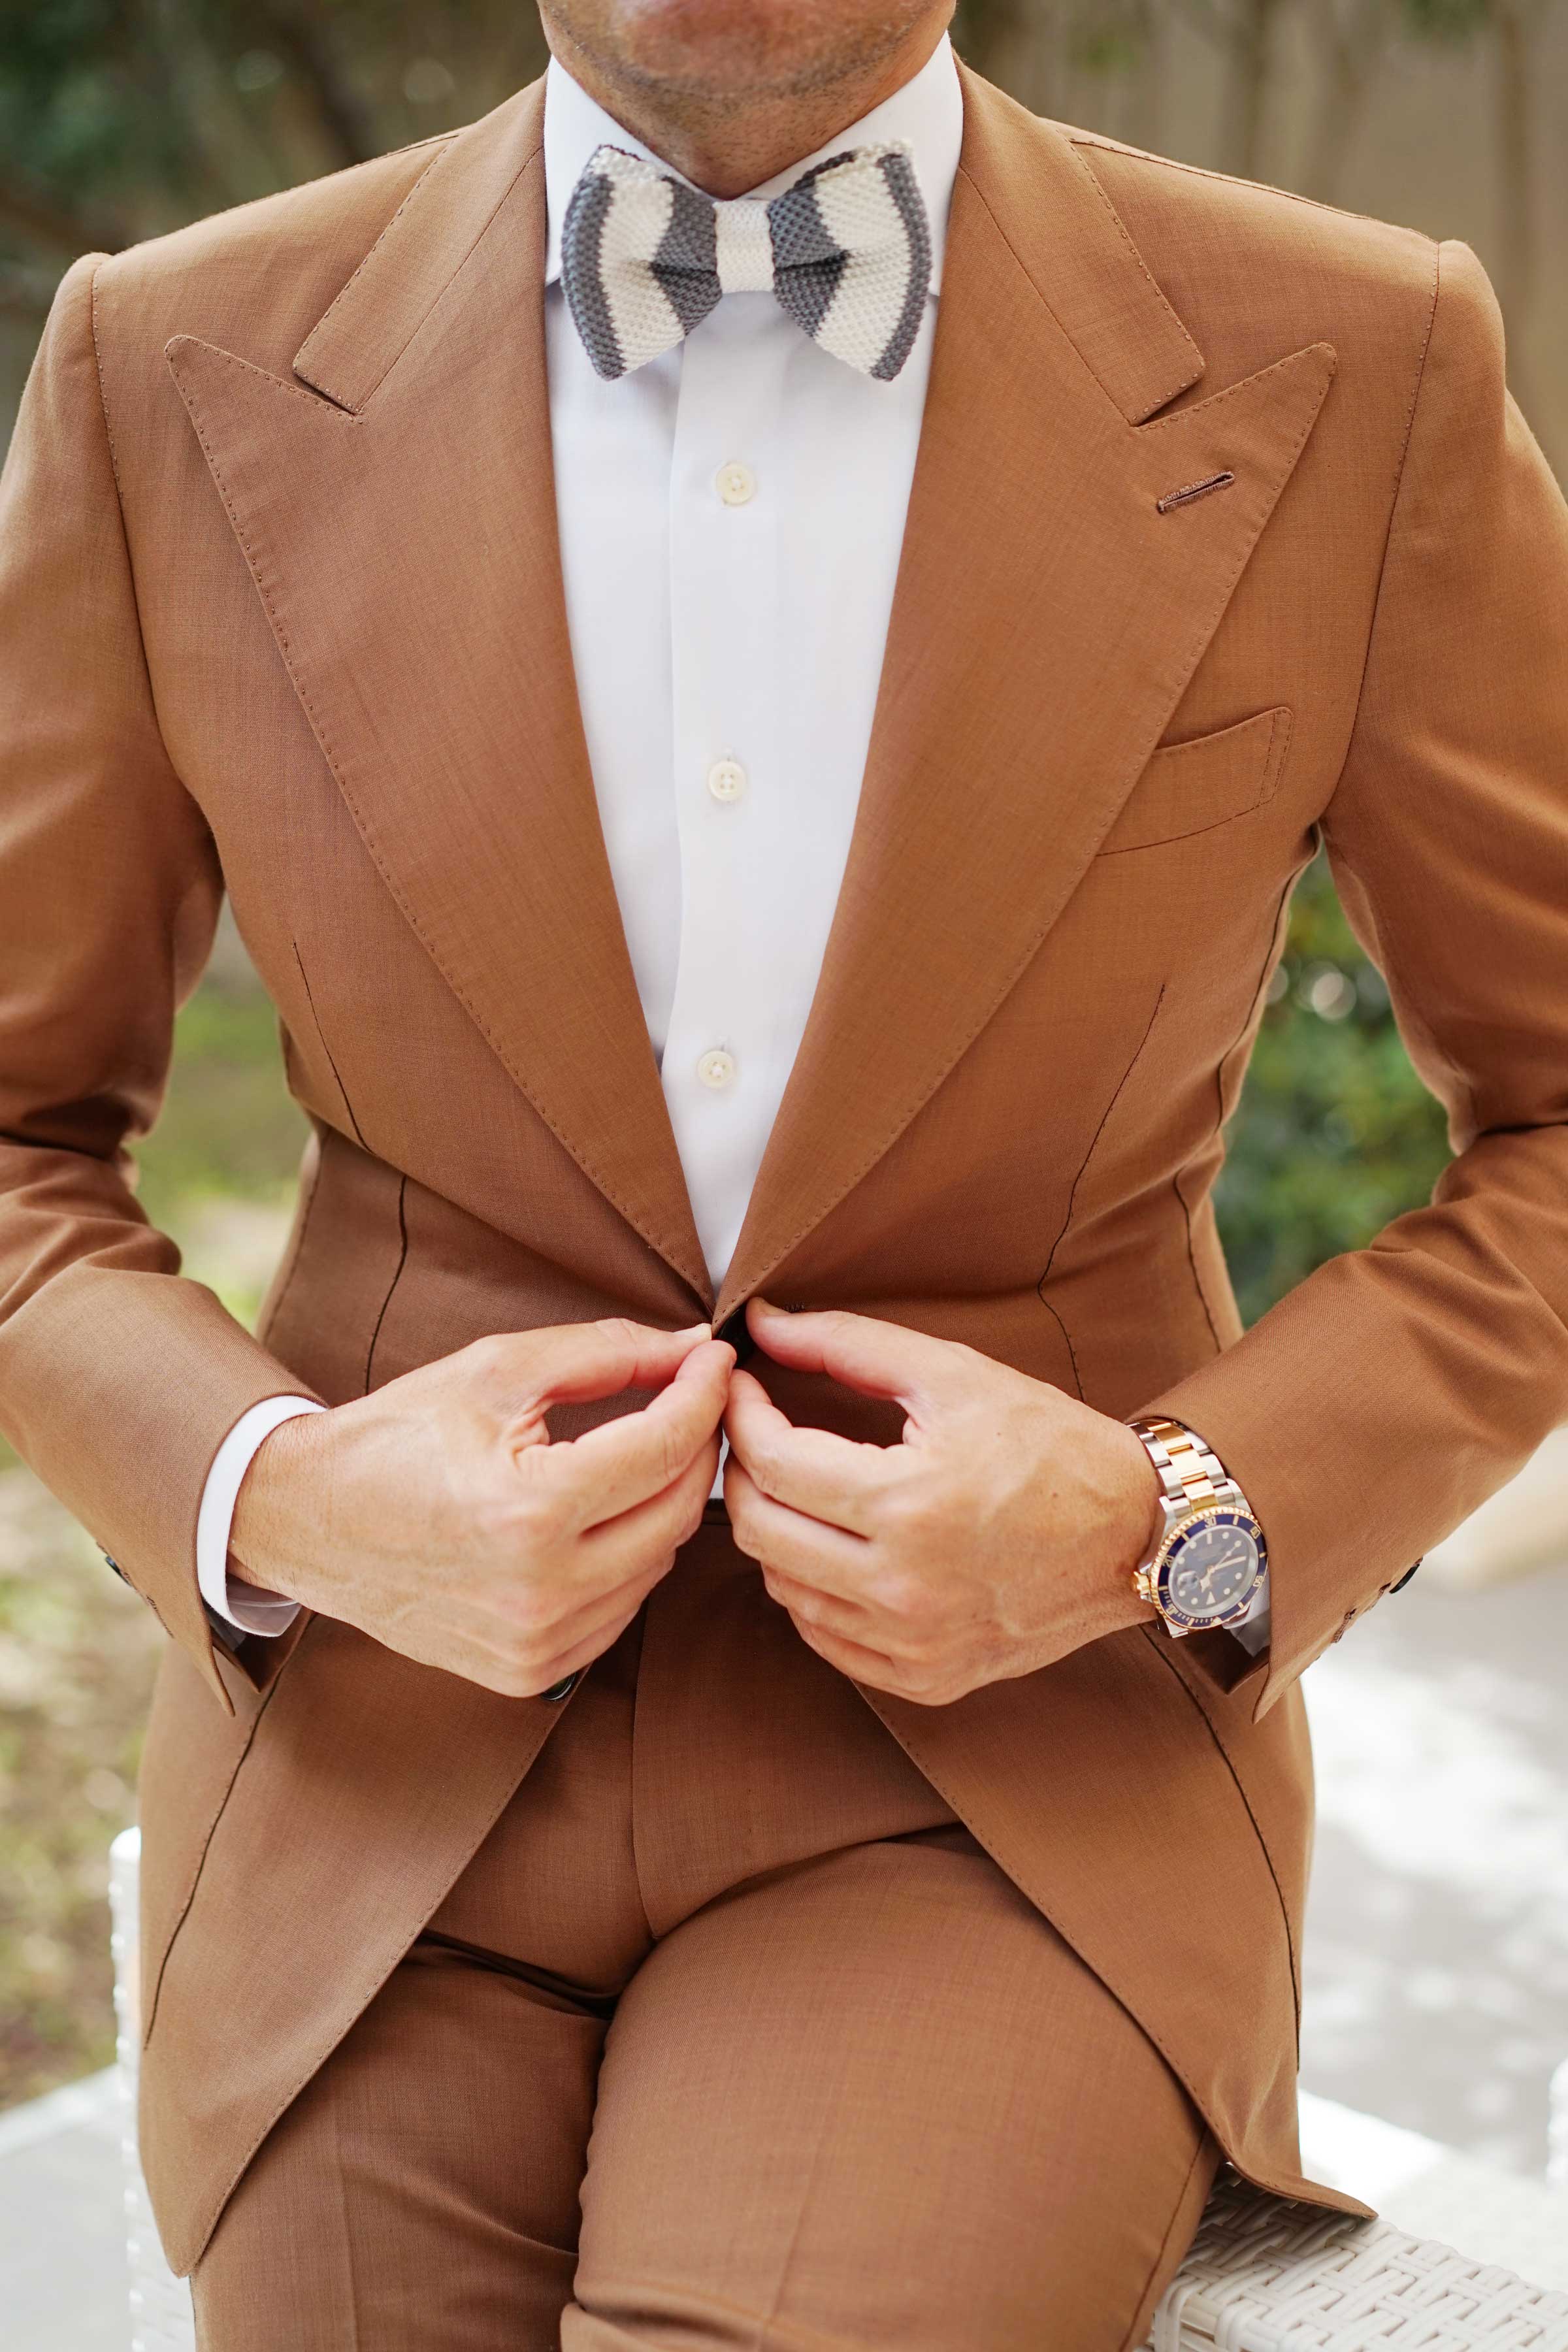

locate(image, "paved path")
[[0, 2074, 127, 2350], [1301, 1556, 1568, 2174]]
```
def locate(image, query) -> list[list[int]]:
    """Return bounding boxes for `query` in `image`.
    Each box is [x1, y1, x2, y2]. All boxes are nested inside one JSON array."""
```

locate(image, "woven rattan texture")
[[1147, 2171, 1568, 2351]]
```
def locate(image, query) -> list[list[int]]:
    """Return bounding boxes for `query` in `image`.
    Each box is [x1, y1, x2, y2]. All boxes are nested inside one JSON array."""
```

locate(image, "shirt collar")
[[542, 33, 962, 294]]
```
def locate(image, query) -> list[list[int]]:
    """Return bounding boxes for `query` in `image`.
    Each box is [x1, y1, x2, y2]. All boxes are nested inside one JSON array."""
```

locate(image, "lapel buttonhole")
[[1156, 470, 1237, 515]]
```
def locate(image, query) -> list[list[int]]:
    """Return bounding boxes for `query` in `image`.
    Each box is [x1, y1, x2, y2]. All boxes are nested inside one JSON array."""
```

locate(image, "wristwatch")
[[1126, 1418, 1268, 1638]]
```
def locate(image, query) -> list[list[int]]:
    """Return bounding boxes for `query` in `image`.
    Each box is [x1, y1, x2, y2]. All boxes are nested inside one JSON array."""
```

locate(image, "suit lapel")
[[714, 75, 1335, 1325], [167, 81, 711, 1307]]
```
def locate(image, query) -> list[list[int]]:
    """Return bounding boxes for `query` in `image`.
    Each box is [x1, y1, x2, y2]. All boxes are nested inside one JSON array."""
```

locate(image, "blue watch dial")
[[1157, 1509, 1266, 1630]]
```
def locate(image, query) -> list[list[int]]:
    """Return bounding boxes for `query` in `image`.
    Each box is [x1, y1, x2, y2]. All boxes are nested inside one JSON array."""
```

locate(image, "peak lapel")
[[168, 82, 710, 1307], [714, 77, 1335, 1325]]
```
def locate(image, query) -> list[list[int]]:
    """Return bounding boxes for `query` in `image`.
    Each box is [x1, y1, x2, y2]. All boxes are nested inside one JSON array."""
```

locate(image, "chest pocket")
[[1098, 706, 1293, 855]]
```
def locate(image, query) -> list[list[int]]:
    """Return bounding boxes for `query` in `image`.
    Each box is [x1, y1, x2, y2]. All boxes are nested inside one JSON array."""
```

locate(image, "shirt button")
[[707, 758, 747, 804], [715, 461, 757, 508], [697, 1049, 737, 1090]]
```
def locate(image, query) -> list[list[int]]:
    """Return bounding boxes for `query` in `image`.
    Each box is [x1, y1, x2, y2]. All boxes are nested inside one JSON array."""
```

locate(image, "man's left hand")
[[723, 1299, 1164, 1705]]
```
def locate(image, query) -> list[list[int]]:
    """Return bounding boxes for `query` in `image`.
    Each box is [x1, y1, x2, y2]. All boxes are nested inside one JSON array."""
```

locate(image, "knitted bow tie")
[[560, 140, 933, 384]]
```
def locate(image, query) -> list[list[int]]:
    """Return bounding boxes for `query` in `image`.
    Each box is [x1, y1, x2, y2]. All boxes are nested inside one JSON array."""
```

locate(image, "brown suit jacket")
[[3, 62, 1567, 2273]]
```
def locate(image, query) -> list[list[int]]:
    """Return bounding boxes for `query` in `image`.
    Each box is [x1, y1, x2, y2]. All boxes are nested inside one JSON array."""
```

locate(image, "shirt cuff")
[[196, 1396, 325, 1638]]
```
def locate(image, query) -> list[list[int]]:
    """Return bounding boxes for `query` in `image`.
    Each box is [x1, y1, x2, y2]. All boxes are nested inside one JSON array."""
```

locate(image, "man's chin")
[[542, 0, 928, 106]]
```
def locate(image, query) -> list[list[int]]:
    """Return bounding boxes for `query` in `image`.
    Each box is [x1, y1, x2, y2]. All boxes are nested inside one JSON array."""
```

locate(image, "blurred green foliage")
[[1218, 854, 1452, 1321], [132, 977, 307, 1282]]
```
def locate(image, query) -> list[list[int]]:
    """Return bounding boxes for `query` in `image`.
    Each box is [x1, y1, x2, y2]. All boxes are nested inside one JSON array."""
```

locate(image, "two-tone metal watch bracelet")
[[1128, 1416, 1263, 1624], [1131, 1417, 1247, 1526]]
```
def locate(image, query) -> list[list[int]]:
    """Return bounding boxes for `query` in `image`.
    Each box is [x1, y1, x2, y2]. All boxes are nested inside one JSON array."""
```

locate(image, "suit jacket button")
[[540, 1672, 581, 1703], [715, 1307, 756, 1362]]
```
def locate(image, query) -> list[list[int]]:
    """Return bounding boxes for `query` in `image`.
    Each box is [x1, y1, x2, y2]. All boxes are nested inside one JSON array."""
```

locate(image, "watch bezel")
[[1153, 1504, 1268, 1632]]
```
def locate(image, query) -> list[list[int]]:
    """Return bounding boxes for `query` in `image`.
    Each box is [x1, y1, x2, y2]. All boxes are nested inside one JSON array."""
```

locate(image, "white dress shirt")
[[201, 39, 964, 1635]]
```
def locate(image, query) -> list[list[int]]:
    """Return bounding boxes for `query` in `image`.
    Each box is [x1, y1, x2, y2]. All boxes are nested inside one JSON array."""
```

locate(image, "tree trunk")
[[253, 0, 380, 169], [1491, 0, 1544, 430], [1218, 0, 1286, 180], [0, 180, 126, 261], [0, 261, 59, 323], [1299, 0, 1393, 205], [1120, 0, 1170, 153], [955, 0, 1066, 115]]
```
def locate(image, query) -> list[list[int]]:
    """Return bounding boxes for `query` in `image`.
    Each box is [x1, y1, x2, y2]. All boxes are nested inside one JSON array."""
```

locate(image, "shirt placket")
[[663, 301, 787, 1291]]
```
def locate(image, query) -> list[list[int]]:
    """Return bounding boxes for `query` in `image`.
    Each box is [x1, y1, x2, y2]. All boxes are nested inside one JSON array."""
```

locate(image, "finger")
[[577, 1433, 719, 1581], [540, 1341, 733, 1528], [723, 1456, 872, 1599], [516, 1581, 659, 1696], [504, 1317, 717, 1418], [784, 1610, 914, 1697], [384, 1554, 667, 1699], [723, 1367, 892, 1535], [480, 1560, 668, 1687], [745, 1299, 970, 1411], [759, 1561, 880, 1644]]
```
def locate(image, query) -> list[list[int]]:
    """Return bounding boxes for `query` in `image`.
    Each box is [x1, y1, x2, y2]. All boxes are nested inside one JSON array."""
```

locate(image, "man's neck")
[[538, 18, 952, 199]]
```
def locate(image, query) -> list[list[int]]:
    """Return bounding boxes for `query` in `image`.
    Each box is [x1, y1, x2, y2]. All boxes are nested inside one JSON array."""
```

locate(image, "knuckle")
[[894, 1625, 938, 1665], [658, 1422, 692, 1488], [879, 1484, 926, 1538], [594, 1315, 642, 1353], [466, 1331, 515, 1380], [747, 1440, 782, 1501], [485, 1639, 545, 1699], [505, 1627, 547, 1682], [505, 1483, 566, 1550], [874, 1569, 922, 1622]]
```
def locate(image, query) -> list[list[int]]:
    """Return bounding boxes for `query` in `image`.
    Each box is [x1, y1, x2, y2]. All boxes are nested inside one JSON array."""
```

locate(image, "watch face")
[[1158, 1511, 1265, 1629]]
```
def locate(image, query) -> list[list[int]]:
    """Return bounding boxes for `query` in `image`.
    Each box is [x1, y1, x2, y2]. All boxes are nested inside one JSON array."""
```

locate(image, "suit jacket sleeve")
[[0, 257, 321, 1712], [1146, 238, 1568, 1720]]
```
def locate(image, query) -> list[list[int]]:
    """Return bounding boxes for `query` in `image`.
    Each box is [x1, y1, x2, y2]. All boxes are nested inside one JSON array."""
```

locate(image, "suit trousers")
[[191, 1524, 1219, 2350]]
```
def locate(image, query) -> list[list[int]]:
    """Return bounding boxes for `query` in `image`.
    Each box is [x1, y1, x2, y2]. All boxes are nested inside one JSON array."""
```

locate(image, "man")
[[2, 0, 1566, 2341]]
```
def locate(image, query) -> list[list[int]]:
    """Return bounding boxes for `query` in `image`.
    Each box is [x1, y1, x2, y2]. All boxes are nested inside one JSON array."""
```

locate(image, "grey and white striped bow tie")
[[560, 141, 932, 384]]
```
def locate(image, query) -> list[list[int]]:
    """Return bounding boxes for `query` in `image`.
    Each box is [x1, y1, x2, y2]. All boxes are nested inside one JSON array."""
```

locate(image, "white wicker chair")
[[1147, 2174, 1568, 2349], [108, 1829, 1568, 2352]]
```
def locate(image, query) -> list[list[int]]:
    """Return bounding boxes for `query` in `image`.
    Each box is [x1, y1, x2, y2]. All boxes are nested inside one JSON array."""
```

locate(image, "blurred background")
[[0, 0, 1564, 2217]]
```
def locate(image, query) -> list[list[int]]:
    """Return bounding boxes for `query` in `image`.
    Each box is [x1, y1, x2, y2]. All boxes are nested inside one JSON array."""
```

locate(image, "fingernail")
[[674, 1321, 712, 1338], [749, 1297, 783, 1316]]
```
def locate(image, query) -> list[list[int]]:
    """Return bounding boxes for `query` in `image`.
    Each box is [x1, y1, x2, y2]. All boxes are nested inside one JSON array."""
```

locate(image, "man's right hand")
[[228, 1320, 733, 1696]]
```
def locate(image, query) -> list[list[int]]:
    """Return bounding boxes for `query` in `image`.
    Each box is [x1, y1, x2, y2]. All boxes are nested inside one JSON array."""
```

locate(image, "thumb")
[[744, 1299, 964, 1409], [504, 1319, 715, 1442]]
